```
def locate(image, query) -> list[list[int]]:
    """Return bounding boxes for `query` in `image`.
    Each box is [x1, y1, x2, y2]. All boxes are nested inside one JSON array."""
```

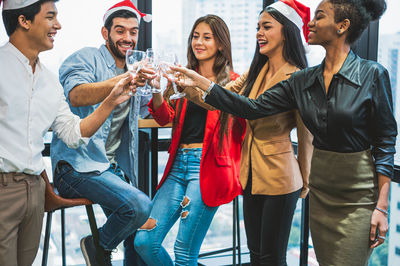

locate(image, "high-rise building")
[[389, 183, 400, 265], [182, 0, 263, 74], [378, 32, 400, 266]]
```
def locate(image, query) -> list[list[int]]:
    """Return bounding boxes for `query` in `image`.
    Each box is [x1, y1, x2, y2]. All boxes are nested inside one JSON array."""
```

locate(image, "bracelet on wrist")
[[205, 81, 215, 94], [375, 207, 389, 215], [202, 81, 215, 101]]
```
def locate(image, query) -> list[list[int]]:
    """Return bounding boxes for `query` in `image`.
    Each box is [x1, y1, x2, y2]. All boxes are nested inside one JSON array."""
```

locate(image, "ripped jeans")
[[134, 148, 218, 266]]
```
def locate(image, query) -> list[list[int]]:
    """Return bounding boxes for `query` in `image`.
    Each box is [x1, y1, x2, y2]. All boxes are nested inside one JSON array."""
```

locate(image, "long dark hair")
[[242, 7, 308, 97], [168, 14, 235, 151]]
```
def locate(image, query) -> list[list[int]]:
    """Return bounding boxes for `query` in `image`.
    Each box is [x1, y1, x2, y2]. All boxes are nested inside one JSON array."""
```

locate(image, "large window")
[[0, 0, 398, 265], [378, 1, 400, 265]]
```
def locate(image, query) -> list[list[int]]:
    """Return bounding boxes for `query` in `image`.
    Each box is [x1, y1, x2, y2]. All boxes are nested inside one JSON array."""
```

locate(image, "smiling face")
[[308, 0, 341, 46], [256, 11, 284, 58], [191, 22, 220, 63], [102, 17, 139, 60], [26, 1, 61, 53]]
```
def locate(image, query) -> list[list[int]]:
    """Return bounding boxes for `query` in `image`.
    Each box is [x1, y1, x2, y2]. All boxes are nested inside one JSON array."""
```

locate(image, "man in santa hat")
[[50, 0, 154, 265], [0, 1, 147, 266]]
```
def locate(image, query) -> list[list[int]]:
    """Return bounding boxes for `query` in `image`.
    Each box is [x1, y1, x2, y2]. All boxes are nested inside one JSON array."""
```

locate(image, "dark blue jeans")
[[54, 163, 152, 255]]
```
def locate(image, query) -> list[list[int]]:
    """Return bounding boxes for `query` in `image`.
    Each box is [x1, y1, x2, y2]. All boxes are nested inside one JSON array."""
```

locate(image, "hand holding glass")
[[159, 52, 185, 100]]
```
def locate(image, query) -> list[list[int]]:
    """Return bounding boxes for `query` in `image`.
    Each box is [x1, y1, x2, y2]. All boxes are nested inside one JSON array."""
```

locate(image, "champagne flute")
[[160, 52, 185, 100], [138, 48, 156, 96], [125, 50, 146, 96], [150, 51, 166, 94]]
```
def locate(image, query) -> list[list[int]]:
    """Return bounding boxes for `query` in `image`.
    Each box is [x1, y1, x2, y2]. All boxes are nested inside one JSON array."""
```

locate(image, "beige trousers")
[[0, 173, 45, 266]]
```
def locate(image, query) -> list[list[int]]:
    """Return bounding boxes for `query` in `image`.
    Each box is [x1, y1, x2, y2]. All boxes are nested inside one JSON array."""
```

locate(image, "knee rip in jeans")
[[180, 196, 190, 219], [138, 218, 157, 231], [181, 210, 189, 219], [180, 196, 190, 208]]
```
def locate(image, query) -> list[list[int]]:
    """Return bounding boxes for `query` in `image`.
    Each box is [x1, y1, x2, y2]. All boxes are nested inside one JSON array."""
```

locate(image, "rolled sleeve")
[[51, 92, 89, 149], [371, 67, 397, 178], [59, 48, 98, 100], [148, 98, 175, 126]]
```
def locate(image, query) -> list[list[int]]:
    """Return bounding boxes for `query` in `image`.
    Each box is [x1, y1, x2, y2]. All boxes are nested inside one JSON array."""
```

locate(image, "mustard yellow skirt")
[[309, 149, 378, 266]]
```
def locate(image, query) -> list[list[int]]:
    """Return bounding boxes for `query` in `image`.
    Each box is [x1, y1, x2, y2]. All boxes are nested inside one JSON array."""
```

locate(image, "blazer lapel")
[[256, 62, 298, 97], [249, 62, 269, 99]]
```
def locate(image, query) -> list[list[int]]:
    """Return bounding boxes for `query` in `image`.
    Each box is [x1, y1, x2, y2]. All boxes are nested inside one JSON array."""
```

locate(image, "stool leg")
[[233, 199, 237, 266], [235, 197, 242, 265], [61, 208, 66, 266], [85, 205, 105, 266], [42, 211, 53, 266]]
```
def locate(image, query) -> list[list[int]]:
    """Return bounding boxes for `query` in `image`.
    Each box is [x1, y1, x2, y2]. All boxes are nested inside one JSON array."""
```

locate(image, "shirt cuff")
[[72, 119, 90, 148]]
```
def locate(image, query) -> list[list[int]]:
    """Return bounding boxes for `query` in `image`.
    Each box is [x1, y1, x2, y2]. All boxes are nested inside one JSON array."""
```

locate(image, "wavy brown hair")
[[167, 14, 237, 152]]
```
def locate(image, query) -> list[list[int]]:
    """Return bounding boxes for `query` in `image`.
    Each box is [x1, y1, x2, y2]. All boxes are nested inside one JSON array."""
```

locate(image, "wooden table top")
[[138, 119, 172, 128]]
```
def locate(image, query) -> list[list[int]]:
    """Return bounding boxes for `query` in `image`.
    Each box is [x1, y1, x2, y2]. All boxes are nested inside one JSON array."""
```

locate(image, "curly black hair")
[[329, 0, 386, 43]]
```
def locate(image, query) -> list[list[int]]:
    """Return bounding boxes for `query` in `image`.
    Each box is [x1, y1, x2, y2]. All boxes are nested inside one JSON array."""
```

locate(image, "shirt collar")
[[335, 50, 361, 86], [303, 50, 361, 90], [99, 44, 116, 68], [6, 42, 32, 66], [5, 42, 42, 72]]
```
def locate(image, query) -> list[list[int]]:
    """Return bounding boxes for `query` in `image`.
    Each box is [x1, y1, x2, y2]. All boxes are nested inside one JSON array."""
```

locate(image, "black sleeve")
[[371, 67, 398, 179], [205, 78, 297, 120]]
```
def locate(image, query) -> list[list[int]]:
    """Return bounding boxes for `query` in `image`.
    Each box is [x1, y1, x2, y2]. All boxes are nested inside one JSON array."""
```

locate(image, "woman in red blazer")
[[134, 15, 244, 266]]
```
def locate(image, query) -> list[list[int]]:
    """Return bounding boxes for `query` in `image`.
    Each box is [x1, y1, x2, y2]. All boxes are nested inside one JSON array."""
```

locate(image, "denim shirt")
[[50, 45, 150, 186]]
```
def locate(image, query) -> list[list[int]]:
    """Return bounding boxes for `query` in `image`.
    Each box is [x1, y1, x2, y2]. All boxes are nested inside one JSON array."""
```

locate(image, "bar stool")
[[198, 196, 242, 265], [40, 171, 106, 266]]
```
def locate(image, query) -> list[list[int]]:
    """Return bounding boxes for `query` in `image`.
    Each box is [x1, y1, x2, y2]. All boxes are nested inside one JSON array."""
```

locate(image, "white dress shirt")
[[0, 42, 85, 175]]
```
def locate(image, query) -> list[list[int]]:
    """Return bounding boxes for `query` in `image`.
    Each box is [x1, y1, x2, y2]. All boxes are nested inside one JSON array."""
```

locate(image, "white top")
[[0, 42, 85, 175]]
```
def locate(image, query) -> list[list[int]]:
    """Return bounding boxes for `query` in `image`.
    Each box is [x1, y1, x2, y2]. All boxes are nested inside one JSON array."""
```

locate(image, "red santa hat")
[[103, 0, 152, 25], [268, 0, 310, 42], [1, 0, 39, 10]]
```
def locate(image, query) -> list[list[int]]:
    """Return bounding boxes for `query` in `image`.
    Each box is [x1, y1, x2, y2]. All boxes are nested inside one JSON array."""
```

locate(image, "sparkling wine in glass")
[[138, 48, 155, 96], [125, 50, 146, 96], [161, 52, 185, 100]]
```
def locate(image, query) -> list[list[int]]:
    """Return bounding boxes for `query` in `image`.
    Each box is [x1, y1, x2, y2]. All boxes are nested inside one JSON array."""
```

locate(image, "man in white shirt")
[[0, 1, 147, 265]]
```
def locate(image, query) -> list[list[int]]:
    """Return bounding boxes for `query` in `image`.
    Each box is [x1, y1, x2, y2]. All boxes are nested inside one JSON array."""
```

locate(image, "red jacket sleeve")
[[147, 98, 176, 126]]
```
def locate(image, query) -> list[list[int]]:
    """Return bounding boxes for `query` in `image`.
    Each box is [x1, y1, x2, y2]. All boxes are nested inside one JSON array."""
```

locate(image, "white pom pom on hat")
[[103, 0, 152, 24], [1, 0, 39, 10]]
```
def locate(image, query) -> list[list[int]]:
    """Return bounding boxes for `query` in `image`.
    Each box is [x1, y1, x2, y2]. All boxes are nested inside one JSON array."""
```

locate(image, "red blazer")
[[148, 72, 245, 207]]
